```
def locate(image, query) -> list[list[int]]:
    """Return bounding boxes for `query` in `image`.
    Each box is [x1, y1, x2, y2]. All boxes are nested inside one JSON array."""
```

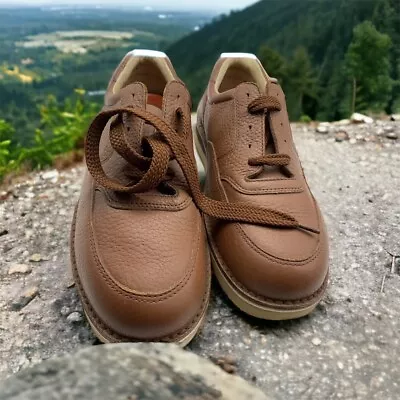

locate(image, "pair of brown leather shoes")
[[70, 50, 329, 345]]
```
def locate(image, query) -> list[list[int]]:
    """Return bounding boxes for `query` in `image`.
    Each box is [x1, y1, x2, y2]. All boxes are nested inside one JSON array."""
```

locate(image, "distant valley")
[[0, 6, 215, 145]]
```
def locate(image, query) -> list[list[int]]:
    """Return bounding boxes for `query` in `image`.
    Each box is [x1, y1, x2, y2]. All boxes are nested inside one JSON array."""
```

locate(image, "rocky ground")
[[1, 119, 400, 400]]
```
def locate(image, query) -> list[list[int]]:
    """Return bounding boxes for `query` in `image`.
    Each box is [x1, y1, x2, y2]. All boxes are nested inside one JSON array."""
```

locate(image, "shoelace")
[[85, 103, 319, 234], [247, 95, 292, 169]]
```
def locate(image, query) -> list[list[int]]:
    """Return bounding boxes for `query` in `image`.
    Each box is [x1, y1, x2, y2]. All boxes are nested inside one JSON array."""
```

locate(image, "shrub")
[[0, 91, 98, 181], [300, 115, 312, 123]]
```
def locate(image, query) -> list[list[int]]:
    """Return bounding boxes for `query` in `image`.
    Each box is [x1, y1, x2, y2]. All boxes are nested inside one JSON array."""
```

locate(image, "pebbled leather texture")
[[71, 52, 210, 342], [197, 56, 329, 304]]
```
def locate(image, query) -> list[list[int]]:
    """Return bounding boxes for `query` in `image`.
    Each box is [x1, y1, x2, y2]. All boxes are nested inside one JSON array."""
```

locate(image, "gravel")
[[1, 120, 400, 399]]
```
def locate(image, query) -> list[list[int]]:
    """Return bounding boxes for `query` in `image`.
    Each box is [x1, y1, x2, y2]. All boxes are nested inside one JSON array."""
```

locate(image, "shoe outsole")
[[194, 125, 327, 320], [83, 306, 208, 347]]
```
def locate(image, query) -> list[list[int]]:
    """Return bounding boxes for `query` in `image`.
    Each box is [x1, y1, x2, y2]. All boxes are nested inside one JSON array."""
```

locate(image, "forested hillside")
[[168, 0, 400, 121]]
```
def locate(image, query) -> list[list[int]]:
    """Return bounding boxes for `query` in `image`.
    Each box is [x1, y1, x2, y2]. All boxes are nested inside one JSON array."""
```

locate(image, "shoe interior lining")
[[113, 57, 174, 95], [216, 59, 268, 93]]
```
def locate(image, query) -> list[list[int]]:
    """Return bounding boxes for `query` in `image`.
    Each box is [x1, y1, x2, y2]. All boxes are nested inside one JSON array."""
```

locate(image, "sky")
[[0, 0, 257, 12]]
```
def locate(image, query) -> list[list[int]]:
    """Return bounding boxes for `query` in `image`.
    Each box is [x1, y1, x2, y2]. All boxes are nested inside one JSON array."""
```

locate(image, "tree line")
[[168, 0, 400, 121], [258, 20, 395, 121]]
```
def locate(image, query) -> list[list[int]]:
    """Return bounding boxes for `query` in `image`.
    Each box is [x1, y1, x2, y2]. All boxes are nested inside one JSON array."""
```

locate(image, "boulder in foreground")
[[0, 343, 269, 400]]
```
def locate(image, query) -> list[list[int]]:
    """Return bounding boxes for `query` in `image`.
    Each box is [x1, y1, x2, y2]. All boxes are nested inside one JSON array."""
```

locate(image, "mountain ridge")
[[168, 0, 400, 120]]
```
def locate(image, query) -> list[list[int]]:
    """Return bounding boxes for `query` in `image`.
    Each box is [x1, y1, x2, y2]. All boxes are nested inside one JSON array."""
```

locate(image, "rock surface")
[[0, 343, 268, 400], [1, 121, 400, 399], [351, 112, 374, 124]]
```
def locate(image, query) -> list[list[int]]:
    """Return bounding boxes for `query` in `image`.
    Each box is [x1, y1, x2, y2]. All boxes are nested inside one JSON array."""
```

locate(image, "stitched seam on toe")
[[71, 206, 211, 342], [236, 224, 321, 265], [206, 220, 327, 305], [87, 199, 201, 302]]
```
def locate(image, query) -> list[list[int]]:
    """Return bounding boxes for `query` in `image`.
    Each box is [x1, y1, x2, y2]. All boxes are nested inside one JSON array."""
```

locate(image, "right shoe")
[[195, 53, 329, 320], [71, 50, 211, 345]]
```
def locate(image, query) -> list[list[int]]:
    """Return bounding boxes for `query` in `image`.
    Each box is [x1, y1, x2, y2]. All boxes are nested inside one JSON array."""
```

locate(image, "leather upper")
[[197, 56, 329, 302], [72, 52, 210, 341]]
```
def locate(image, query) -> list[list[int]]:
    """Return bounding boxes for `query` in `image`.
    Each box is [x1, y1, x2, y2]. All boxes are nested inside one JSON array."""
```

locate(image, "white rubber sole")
[[84, 303, 208, 347], [211, 253, 319, 320]]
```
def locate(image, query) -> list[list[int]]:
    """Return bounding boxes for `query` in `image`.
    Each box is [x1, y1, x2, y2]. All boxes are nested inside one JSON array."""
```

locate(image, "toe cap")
[[73, 191, 210, 341], [211, 219, 329, 302]]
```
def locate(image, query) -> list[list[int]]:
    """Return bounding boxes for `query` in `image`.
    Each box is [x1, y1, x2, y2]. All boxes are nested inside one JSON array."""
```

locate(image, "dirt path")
[[1, 121, 400, 400]]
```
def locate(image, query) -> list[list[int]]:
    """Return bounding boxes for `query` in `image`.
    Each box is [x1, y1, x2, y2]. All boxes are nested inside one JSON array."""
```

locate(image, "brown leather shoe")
[[70, 50, 211, 345], [195, 53, 329, 320]]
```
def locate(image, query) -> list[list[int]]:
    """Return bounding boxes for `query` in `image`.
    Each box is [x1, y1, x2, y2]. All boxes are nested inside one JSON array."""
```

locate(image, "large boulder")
[[0, 344, 269, 400]]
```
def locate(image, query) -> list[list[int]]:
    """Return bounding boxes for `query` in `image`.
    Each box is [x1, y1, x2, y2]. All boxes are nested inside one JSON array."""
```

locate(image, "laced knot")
[[247, 95, 292, 170], [84, 101, 319, 234]]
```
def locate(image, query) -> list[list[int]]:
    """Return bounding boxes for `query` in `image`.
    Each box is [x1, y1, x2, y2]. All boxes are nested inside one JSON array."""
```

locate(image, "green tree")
[[258, 45, 287, 84], [285, 47, 317, 120], [345, 21, 392, 114], [0, 120, 15, 177]]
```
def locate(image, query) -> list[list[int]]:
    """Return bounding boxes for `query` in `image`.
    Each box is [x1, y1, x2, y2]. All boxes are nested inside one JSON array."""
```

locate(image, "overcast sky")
[[0, 0, 257, 11]]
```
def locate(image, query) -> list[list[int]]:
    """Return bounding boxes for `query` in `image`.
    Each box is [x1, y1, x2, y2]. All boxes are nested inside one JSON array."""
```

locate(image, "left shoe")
[[70, 50, 211, 345]]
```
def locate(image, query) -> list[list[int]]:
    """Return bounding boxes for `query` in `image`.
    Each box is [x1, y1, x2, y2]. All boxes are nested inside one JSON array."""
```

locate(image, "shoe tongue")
[[143, 103, 163, 137], [112, 80, 189, 144], [120, 83, 164, 139], [147, 94, 163, 109], [110, 82, 166, 151], [221, 82, 261, 101]]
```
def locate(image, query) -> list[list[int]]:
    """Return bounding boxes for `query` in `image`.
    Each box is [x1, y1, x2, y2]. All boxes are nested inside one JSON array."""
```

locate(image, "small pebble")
[[0, 191, 11, 200], [29, 254, 42, 263], [391, 114, 400, 121], [335, 131, 349, 142], [42, 170, 59, 182], [221, 363, 237, 374], [384, 126, 394, 133], [316, 125, 329, 134], [386, 131, 398, 140], [216, 355, 238, 366], [8, 264, 32, 275], [60, 306, 71, 316], [312, 338, 322, 346], [67, 312, 83, 323], [11, 286, 39, 311]]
